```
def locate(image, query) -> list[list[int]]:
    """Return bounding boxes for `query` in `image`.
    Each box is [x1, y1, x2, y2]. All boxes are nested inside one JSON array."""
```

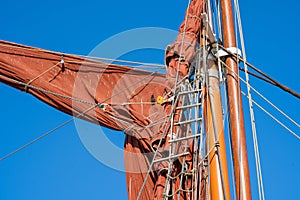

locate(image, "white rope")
[[76, 56, 165, 69], [217, 51, 300, 130], [204, 16, 229, 200], [241, 91, 300, 140], [0, 101, 100, 162], [137, 0, 196, 198], [219, 59, 300, 140], [223, 82, 237, 200], [0, 42, 165, 69], [239, 74, 300, 139], [24, 61, 61, 91], [234, 55, 300, 130], [0, 67, 165, 161], [233, 0, 265, 198], [136, 94, 181, 200], [0, 74, 96, 106], [245, 81, 300, 129]]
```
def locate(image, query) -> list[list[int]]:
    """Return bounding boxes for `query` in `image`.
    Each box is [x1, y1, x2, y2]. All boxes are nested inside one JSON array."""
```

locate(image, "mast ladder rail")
[[149, 8, 231, 200], [152, 72, 206, 200]]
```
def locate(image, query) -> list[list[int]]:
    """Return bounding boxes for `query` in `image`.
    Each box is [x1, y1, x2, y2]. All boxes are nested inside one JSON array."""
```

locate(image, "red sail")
[[0, 40, 169, 199], [166, 0, 204, 78], [0, 40, 168, 131], [0, 0, 204, 199]]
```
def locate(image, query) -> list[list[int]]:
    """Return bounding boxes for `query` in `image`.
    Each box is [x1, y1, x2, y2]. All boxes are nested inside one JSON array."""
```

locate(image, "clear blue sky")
[[0, 0, 300, 199]]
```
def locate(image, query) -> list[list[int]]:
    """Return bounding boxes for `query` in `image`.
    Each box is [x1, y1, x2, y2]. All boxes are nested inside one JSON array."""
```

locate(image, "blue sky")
[[0, 0, 300, 199]]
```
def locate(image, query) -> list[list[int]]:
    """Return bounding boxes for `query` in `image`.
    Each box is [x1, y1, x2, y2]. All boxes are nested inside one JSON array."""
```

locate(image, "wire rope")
[[219, 59, 300, 140], [0, 67, 165, 161], [233, 0, 265, 198]]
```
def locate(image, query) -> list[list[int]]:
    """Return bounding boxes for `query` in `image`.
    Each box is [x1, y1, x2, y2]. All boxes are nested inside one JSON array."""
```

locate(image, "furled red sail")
[[0, 0, 204, 199], [165, 0, 204, 78], [0, 40, 168, 131], [0, 40, 170, 199]]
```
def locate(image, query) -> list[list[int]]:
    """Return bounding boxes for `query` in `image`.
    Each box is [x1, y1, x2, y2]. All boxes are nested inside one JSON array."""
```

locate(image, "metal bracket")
[[215, 47, 242, 58]]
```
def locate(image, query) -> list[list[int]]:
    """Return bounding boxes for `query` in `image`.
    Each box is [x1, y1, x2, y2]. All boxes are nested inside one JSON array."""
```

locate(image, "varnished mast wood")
[[220, 0, 252, 199], [204, 62, 231, 200]]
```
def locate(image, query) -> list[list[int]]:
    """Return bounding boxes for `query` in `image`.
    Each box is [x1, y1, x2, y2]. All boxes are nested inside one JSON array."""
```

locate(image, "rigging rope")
[[24, 61, 61, 92], [233, 0, 265, 198], [1, 2, 299, 197], [241, 91, 300, 140], [0, 42, 165, 69], [233, 8, 246, 200], [246, 83, 300, 130], [137, 0, 198, 198], [239, 67, 277, 85], [222, 79, 237, 200], [0, 74, 96, 106], [217, 55, 300, 134], [204, 21, 228, 200], [219, 59, 300, 140], [0, 117, 75, 161], [218, 45, 300, 99], [136, 94, 181, 200], [0, 67, 165, 161]]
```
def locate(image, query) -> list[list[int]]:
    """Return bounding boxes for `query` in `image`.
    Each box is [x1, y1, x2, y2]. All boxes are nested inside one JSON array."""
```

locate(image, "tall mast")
[[204, 62, 231, 200], [220, 0, 252, 199], [199, 14, 231, 198]]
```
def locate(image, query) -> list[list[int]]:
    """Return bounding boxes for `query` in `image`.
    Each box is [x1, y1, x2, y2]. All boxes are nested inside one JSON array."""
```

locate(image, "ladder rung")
[[178, 89, 202, 95], [169, 133, 202, 143], [176, 103, 202, 110], [153, 152, 190, 163], [174, 118, 202, 126]]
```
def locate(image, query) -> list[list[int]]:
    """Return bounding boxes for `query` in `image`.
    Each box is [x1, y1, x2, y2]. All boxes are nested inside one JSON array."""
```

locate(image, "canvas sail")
[[0, 0, 205, 199]]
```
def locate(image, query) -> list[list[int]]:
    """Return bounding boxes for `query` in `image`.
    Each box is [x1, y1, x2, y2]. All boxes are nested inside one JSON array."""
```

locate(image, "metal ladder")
[[152, 71, 206, 199]]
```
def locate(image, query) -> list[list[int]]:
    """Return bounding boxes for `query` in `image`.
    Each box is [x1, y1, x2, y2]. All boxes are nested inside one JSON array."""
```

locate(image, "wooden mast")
[[204, 62, 231, 200], [220, 0, 252, 199]]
